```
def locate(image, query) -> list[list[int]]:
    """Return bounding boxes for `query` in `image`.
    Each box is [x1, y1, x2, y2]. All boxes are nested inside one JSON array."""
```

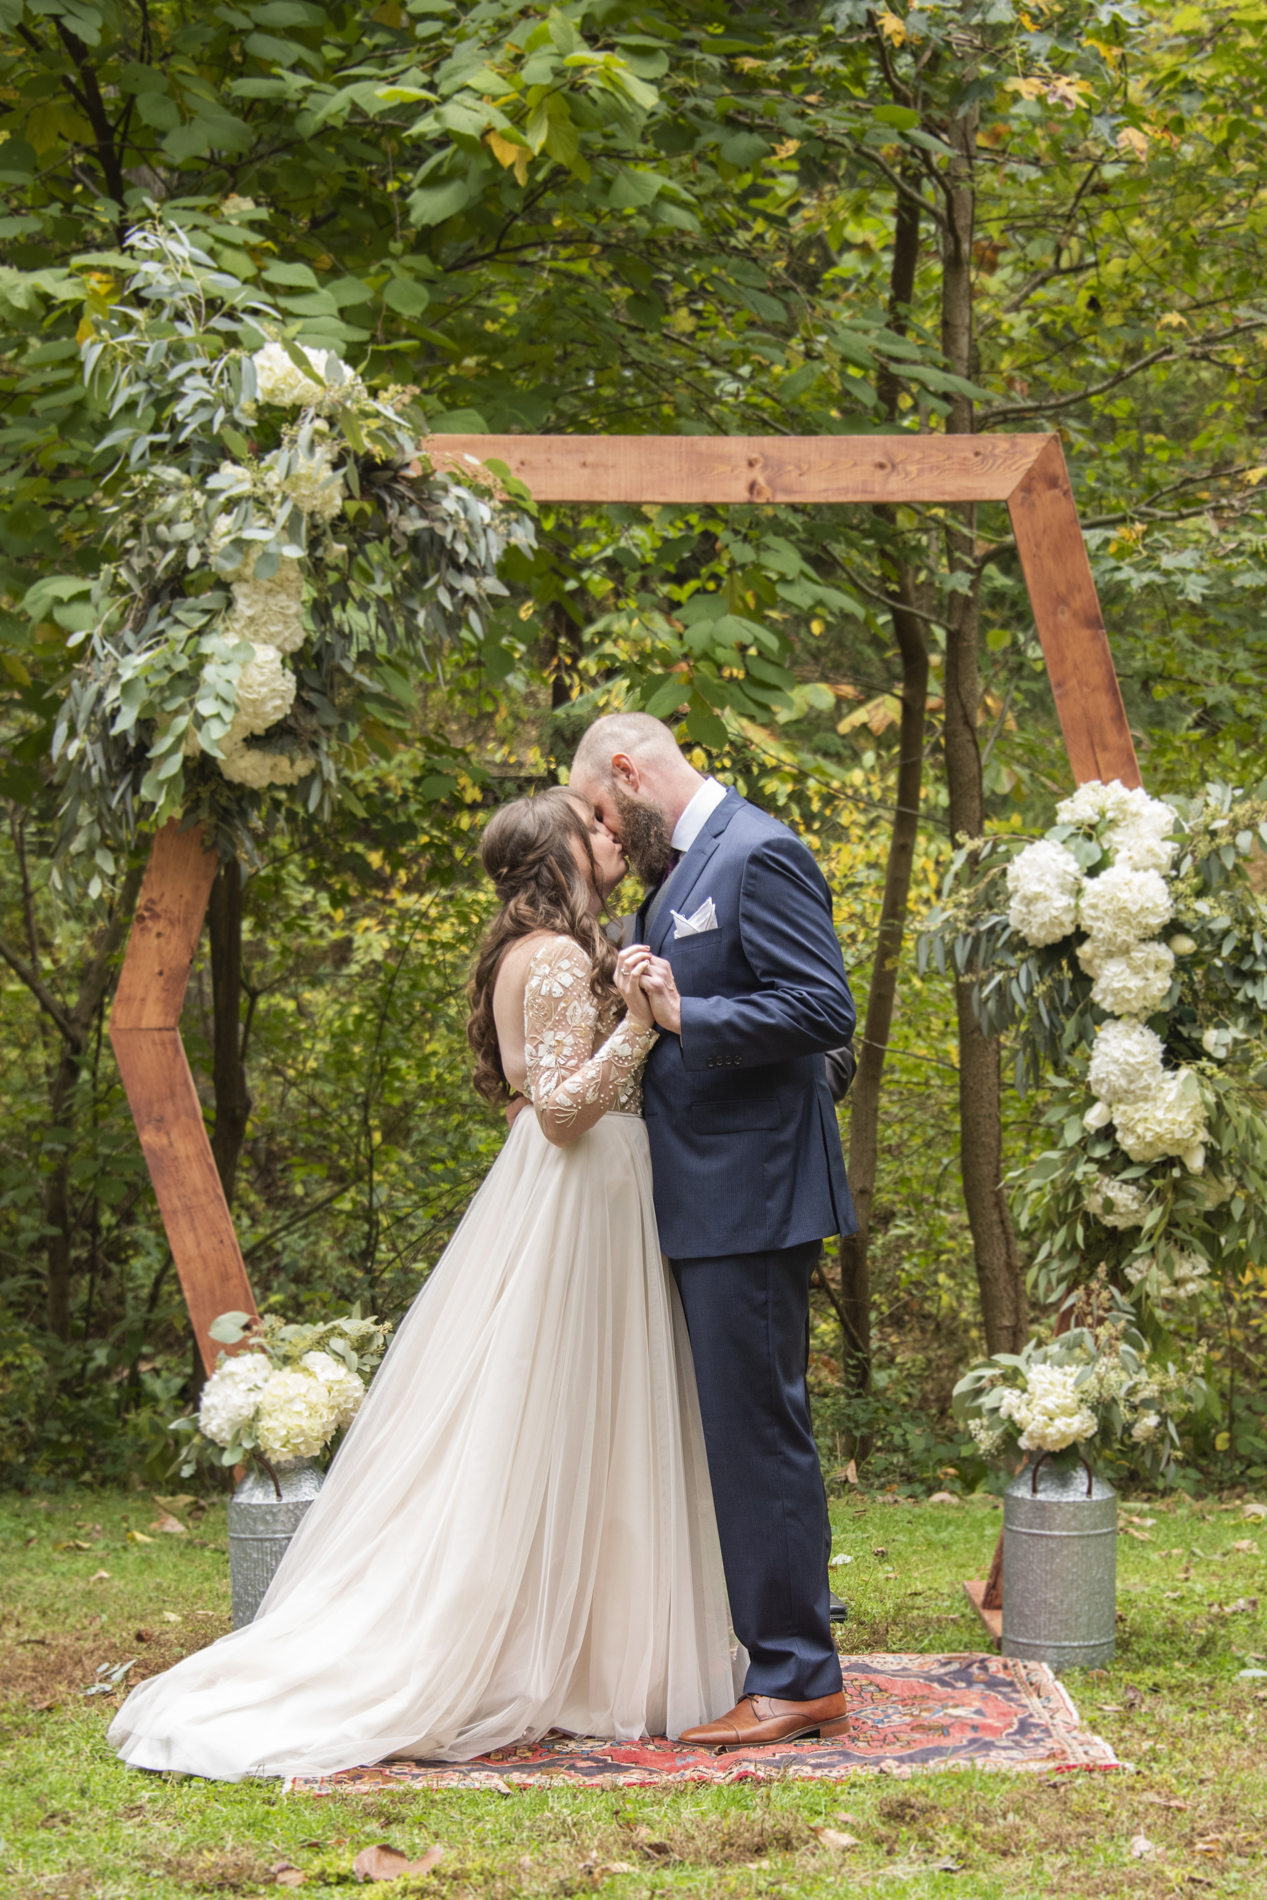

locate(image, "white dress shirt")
[[671, 777, 727, 856]]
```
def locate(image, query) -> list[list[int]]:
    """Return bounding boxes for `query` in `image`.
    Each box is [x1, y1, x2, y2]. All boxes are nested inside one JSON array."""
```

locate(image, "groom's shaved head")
[[571, 713, 684, 785], [570, 714, 707, 881]]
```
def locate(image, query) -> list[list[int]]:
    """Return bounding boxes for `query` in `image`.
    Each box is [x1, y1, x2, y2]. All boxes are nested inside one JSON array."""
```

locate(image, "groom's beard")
[[611, 785, 674, 886]]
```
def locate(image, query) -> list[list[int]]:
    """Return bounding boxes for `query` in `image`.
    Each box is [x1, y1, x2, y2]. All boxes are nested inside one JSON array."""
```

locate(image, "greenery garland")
[[47, 219, 535, 890], [922, 778, 1267, 1344]]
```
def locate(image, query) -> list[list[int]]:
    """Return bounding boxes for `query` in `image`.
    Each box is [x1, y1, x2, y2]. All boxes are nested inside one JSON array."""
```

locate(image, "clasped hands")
[[615, 944, 681, 1036]]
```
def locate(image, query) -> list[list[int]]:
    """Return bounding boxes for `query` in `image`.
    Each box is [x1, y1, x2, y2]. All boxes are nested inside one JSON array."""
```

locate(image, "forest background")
[[1, 0, 1265, 1496]]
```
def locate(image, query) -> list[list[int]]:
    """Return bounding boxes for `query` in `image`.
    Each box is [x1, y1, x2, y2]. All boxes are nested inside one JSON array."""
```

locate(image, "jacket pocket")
[[691, 1096, 781, 1136]]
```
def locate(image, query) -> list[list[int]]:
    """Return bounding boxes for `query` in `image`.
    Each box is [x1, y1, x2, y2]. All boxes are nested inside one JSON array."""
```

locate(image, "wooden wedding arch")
[[110, 432, 1140, 1374]]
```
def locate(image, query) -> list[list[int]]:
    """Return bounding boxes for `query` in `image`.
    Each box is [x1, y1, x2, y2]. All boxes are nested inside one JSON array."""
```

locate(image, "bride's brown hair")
[[466, 786, 622, 1103]]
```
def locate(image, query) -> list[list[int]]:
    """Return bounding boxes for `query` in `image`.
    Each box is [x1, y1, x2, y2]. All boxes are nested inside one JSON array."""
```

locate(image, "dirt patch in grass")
[[155, 1845, 277, 1891], [0, 1612, 228, 1708]]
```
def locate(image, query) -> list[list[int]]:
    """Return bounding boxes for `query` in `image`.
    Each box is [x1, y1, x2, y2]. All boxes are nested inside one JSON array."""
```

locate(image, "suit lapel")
[[648, 789, 743, 957]]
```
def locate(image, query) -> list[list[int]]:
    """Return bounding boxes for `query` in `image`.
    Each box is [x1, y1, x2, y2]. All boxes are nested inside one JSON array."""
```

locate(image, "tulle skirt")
[[108, 1110, 737, 1780]]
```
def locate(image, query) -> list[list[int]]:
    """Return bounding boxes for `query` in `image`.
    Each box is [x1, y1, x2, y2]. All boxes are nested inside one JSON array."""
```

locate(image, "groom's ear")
[[611, 751, 639, 793]]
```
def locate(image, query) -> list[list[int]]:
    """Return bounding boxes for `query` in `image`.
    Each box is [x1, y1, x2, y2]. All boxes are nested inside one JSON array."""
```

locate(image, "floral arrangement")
[[47, 219, 534, 885], [171, 1307, 392, 1483], [954, 1282, 1204, 1479], [921, 777, 1267, 1337]]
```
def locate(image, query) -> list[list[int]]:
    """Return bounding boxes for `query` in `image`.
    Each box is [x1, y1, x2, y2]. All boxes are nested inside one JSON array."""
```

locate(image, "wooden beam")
[[109, 821, 258, 1374], [426, 432, 1050, 506], [1007, 436, 1139, 789]]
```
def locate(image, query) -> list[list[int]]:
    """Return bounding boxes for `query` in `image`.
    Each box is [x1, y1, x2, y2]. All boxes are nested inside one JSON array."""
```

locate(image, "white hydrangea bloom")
[[1130, 1414, 1161, 1444], [1089, 940, 1175, 1018], [300, 1349, 366, 1429], [198, 1352, 271, 1447], [1088, 1019, 1165, 1104], [1078, 863, 1173, 955], [1169, 1250, 1211, 1299], [253, 341, 334, 406], [1056, 779, 1135, 828], [226, 644, 295, 743], [998, 1364, 1097, 1453], [1105, 819, 1177, 875], [1085, 1174, 1151, 1229], [255, 1367, 338, 1465], [224, 559, 306, 655], [1102, 786, 1176, 872], [1112, 1068, 1207, 1168], [1005, 839, 1083, 947], [281, 444, 344, 523], [219, 745, 316, 789]]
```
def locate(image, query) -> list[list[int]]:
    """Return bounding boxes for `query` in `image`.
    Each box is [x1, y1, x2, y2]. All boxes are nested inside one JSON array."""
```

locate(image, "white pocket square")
[[671, 898, 718, 938]]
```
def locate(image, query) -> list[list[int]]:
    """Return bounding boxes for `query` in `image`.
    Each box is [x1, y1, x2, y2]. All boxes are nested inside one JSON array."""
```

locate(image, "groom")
[[570, 713, 857, 1748]]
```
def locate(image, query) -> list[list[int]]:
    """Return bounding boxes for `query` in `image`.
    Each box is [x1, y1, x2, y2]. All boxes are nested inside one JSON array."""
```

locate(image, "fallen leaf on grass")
[[1241, 1503, 1267, 1520], [352, 1843, 443, 1882], [31, 1695, 60, 1712], [927, 1491, 959, 1505], [88, 1569, 110, 1583], [1125, 1528, 1154, 1543], [127, 1530, 154, 1545], [52, 1539, 95, 1551], [934, 1858, 965, 1873], [1231, 1539, 1259, 1554], [1194, 1837, 1225, 1859], [160, 1611, 182, 1623], [272, 1861, 305, 1888], [1141, 1794, 1190, 1809], [872, 1547, 888, 1558], [1128, 1832, 1156, 1859], [149, 1514, 187, 1535], [811, 1826, 860, 1850]]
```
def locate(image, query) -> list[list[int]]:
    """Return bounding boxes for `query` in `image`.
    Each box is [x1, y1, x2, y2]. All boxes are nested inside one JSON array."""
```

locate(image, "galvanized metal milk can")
[[227, 1460, 323, 1628], [1001, 1458, 1116, 1672]]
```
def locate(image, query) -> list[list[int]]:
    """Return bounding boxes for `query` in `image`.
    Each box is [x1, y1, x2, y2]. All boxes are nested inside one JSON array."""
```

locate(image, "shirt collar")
[[670, 776, 727, 855]]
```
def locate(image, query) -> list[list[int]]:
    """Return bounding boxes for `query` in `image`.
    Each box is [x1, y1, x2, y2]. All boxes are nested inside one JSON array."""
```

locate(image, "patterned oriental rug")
[[283, 1653, 1119, 1794]]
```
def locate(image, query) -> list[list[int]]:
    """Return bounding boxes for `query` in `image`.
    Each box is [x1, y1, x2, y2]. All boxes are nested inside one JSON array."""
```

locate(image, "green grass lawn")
[[2, 1484, 1265, 1897]]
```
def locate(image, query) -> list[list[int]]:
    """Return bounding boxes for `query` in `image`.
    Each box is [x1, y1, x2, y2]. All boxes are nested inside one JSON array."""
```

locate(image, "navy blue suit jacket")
[[636, 789, 858, 1259]]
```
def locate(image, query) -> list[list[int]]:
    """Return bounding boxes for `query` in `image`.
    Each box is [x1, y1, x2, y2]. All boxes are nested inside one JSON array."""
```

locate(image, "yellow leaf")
[[127, 1530, 154, 1545], [76, 314, 96, 346], [1115, 126, 1148, 160], [486, 130, 529, 186], [876, 9, 906, 45], [1245, 468, 1267, 487], [1157, 311, 1189, 329]]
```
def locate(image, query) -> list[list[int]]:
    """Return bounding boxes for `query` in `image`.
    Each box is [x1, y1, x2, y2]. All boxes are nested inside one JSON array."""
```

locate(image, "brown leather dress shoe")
[[678, 1691, 848, 1751]]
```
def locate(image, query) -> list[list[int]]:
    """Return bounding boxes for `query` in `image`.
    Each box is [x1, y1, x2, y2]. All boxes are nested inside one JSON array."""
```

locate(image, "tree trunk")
[[940, 97, 1028, 1355], [837, 179, 927, 1403], [208, 862, 252, 1210]]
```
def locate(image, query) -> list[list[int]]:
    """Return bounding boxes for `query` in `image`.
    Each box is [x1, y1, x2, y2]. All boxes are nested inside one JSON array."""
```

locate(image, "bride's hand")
[[637, 955, 681, 1036], [615, 946, 656, 1029]]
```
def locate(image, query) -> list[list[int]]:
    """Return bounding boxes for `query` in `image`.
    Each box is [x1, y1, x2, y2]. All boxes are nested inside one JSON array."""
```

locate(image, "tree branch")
[[0, 934, 79, 1046]]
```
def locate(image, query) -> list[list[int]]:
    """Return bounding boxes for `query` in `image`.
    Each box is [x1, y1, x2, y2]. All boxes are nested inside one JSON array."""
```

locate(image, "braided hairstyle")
[[466, 785, 622, 1104]]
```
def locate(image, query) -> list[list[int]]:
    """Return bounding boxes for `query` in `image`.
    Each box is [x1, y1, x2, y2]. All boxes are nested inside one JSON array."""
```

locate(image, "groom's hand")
[[638, 955, 682, 1036]]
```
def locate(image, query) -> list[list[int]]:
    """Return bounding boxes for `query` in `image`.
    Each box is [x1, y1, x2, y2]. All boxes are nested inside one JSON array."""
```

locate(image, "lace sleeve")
[[523, 937, 658, 1145]]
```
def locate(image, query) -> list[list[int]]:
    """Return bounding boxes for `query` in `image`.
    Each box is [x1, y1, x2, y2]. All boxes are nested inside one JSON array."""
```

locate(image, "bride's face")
[[569, 798, 626, 905]]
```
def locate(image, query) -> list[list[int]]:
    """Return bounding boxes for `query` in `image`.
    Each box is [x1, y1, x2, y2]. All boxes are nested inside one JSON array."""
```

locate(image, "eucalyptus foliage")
[[48, 220, 534, 885]]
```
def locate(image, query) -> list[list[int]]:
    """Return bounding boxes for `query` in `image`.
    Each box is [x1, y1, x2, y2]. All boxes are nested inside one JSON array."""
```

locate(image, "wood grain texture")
[[426, 432, 1050, 505], [111, 1029, 258, 1373], [1008, 436, 1140, 789], [113, 821, 220, 1031], [110, 820, 257, 1373]]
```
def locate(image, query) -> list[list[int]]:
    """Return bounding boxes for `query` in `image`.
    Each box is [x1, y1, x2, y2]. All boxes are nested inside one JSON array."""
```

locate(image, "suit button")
[[707, 1058, 714, 1068]]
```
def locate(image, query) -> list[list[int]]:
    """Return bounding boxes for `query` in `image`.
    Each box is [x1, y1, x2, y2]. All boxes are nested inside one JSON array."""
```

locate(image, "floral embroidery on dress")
[[523, 937, 657, 1138]]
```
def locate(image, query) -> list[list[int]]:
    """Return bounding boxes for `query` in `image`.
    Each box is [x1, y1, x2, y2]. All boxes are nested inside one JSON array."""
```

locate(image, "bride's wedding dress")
[[108, 937, 736, 1780]]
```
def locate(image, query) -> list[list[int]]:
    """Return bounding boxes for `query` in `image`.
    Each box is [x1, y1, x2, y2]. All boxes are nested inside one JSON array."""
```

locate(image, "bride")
[[108, 786, 737, 1780]]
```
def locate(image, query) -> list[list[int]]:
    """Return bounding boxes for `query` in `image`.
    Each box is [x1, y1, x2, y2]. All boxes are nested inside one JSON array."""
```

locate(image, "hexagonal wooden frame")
[[110, 432, 1139, 1371]]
